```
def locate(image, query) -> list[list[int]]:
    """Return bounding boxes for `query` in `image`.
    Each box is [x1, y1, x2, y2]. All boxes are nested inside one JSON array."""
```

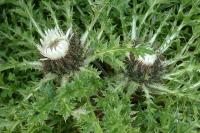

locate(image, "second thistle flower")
[[125, 52, 164, 84]]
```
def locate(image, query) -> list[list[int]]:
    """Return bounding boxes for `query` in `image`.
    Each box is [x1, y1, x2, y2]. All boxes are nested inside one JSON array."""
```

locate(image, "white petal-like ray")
[[138, 54, 157, 66], [66, 27, 72, 38]]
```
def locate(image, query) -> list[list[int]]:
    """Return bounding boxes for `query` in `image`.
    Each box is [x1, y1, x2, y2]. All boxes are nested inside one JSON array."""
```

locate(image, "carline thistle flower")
[[125, 52, 163, 84], [37, 27, 84, 74]]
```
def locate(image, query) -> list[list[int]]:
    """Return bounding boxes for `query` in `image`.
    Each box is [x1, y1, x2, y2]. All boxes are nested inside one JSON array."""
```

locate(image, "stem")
[[87, 98, 103, 133], [131, 16, 137, 41]]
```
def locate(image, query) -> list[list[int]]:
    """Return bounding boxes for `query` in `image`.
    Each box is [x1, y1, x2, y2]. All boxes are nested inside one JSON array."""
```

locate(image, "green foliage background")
[[0, 0, 200, 133]]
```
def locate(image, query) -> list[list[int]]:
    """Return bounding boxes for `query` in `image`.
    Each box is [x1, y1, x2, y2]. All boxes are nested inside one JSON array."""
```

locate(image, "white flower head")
[[137, 54, 157, 66], [37, 27, 73, 60]]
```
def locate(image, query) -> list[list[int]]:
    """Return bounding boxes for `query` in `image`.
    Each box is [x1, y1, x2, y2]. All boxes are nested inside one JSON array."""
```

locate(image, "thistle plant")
[[0, 0, 200, 133]]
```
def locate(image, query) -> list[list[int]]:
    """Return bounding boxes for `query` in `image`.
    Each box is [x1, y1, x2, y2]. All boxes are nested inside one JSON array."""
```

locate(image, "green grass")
[[0, 0, 200, 133]]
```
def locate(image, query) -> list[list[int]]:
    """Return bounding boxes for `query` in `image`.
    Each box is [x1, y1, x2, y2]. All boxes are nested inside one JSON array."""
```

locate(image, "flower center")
[[49, 39, 60, 50]]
